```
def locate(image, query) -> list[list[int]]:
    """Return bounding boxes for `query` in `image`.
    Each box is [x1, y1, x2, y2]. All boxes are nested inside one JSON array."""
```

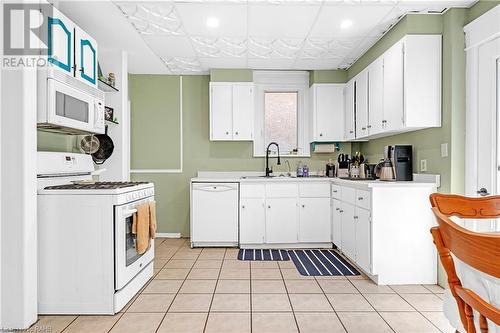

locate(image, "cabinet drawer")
[[266, 184, 298, 198], [240, 184, 265, 198], [331, 185, 341, 199], [341, 186, 356, 204], [355, 189, 371, 210], [299, 183, 330, 198]]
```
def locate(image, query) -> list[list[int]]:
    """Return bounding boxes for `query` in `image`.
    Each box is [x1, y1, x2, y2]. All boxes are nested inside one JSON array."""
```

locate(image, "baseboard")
[[156, 232, 181, 238]]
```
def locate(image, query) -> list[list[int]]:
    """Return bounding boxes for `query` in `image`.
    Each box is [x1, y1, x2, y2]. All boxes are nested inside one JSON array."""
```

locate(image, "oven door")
[[47, 78, 104, 134], [114, 196, 155, 291]]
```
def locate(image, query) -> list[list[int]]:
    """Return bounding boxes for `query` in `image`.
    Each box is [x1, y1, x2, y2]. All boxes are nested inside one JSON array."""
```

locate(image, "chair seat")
[[443, 256, 500, 333]]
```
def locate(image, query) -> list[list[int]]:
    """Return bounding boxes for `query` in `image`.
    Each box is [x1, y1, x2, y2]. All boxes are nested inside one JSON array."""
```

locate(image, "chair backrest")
[[430, 193, 500, 332]]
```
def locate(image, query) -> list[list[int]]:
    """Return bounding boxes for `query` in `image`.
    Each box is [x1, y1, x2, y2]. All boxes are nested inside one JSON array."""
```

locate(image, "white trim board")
[[130, 76, 184, 174], [156, 233, 182, 238]]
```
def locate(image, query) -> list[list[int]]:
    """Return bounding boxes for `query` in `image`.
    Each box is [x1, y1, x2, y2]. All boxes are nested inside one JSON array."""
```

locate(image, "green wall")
[[309, 70, 347, 85], [130, 75, 349, 236]]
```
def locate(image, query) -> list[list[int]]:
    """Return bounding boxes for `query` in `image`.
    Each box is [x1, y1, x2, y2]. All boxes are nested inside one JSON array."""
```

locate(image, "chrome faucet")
[[265, 142, 281, 177]]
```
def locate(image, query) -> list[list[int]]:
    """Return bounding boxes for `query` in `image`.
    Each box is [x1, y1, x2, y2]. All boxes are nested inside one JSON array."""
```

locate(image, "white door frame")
[[464, 5, 500, 198]]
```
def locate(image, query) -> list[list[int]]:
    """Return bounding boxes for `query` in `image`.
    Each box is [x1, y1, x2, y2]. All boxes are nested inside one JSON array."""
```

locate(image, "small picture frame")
[[104, 106, 114, 122]]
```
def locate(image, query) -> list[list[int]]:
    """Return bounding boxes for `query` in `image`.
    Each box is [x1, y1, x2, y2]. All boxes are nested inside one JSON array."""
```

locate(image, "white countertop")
[[191, 171, 440, 188]]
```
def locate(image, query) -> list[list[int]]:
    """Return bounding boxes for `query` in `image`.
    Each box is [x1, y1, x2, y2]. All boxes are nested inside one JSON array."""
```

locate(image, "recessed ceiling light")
[[340, 19, 353, 30], [206, 17, 220, 28]]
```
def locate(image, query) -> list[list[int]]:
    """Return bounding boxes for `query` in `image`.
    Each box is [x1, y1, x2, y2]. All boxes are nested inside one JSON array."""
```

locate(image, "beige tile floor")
[[27, 238, 456, 333]]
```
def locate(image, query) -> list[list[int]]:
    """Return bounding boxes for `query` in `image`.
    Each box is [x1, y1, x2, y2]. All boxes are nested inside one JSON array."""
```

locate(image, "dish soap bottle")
[[297, 161, 303, 177], [302, 164, 309, 177]]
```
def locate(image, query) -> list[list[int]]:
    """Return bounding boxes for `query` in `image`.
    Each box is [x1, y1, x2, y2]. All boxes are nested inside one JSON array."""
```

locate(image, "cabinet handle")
[[358, 197, 363, 201], [367, 125, 372, 128], [242, 205, 245, 209], [226, 131, 229, 135], [235, 131, 239, 135], [268, 205, 271, 209], [362, 127, 366, 131], [335, 208, 340, 211], [349, 130, 354, 134], [339, 210, 344, 213], [319, 133, 323, 137], [333, 190, 338, 193], [354, 216, 359, 219], [301, 204, 305, 208]]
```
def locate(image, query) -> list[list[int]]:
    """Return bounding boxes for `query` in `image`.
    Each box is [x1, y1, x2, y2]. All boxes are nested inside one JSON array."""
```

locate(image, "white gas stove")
[[37, 152, 155, 314]]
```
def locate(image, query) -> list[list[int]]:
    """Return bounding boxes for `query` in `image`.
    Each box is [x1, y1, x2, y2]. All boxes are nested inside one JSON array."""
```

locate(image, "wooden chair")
[[430, 193, 500, 332]]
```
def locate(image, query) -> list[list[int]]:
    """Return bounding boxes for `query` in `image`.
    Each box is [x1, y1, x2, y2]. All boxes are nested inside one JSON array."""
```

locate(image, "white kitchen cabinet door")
[[355, 70, 369, 139], [47, 7, 75, 76], [74, 27, 98, 87], [340, 202, 356, 261], [298, 198, 331, 243], [266, 198, 298, 243], [368, 58, 384, 136], [355, 207, 371, 274], [240, 198, 265, 244], [210, 84, 233, 140], [383, 41, 404, 132], [344, 80, 356, 140], [232, 84, 254, 140], [312, 84, 344, 142], [331, 199, 342, 247]]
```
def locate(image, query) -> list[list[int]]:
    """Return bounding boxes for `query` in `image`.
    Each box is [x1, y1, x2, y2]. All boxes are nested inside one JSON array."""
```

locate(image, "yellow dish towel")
[[132, 203, 151, 254], [149, 201, 157, 239]]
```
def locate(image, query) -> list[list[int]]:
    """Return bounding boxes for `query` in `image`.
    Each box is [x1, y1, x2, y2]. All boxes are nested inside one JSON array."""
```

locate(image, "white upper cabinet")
[[382, 40, 405, 132], [344, 80, 356, 141], [343, 34, 442, 141], [354, 70, 369, 139], [210, 82, 254, 141], [46, 6, 98, 88], [75, 27, 98, 87], [310, 84, 344, 142], [367, 58, 384, 136]]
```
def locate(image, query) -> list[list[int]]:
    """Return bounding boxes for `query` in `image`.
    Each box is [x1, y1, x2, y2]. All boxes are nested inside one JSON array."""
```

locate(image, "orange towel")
[[132, 203, 151, 254], [149, 201, 157, 239]]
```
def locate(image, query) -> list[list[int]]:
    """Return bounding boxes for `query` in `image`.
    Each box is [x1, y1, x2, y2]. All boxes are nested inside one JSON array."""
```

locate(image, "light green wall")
[[466, 0, 500, 24], [129, 75, 350, 236], [309, 70, 347, 85], [210, 69, 253, 82]]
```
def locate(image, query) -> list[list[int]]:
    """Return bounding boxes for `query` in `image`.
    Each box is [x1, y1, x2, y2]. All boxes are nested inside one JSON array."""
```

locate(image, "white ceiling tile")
[[142, 35, 195, 57], [310, 4, 395, 38], [248, 58, 295, 69], [161, 57, 207, 74], [248, 4, 320, 38], [248, 38, 304, 59], [301, 38, 362, 59], [191, 36, 247, 57], [115, 2, 185, 35], [175, 3, 247, 37], [294, 58, 343, 70], [199, 57, 247, 69], [346, 36, 379, 60]]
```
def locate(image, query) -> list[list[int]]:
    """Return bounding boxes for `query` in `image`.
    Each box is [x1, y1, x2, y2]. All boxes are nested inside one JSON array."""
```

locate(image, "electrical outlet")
[[420, 159, 428, 172], [441, 143, 448, 158]]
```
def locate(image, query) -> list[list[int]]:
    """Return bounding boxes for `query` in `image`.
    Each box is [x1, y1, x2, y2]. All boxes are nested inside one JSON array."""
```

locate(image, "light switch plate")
[[421, 159, 428, 172], [441, 143, 448, 158]]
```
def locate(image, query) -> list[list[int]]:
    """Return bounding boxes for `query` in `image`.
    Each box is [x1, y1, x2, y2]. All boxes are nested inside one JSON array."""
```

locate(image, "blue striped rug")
[[288, 250, 361, 276], [237, 249, 290, 261]]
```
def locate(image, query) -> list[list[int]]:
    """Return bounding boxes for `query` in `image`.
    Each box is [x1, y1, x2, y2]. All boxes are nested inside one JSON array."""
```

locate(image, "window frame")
[[253, 71, 310, 157]]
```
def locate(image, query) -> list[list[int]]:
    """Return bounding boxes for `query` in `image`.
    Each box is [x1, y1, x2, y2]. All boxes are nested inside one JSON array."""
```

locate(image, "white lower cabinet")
[[266, 198, 298, 243], [354, 207, 371, 273], [299, 197, 331, 243], [331, 199, 342, 247], [240, 198, 265, 244], [340, 202, 356, 262]]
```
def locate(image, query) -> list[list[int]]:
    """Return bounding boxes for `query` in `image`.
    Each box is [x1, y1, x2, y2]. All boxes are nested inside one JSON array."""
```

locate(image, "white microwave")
[[38, 73, 105, 135]]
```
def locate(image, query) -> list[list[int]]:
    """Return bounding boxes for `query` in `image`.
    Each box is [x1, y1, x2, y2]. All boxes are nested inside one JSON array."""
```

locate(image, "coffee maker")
[[390, 145, 413, 181]]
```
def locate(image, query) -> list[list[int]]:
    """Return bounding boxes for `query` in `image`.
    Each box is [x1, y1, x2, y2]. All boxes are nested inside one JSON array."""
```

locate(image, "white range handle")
[[123, 208, 138, 217]]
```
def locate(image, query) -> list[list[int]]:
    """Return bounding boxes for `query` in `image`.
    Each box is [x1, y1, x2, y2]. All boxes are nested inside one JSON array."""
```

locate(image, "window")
[[264, 92, 298, 154], [253, 71, 310, 157]]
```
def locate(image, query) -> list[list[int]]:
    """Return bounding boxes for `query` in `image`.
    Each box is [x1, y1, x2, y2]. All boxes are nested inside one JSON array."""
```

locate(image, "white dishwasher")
[[191, 182, 239, 247]]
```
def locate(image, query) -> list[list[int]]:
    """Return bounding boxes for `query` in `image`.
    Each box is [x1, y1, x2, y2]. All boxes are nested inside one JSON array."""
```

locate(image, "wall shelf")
[[98, 79, 119, 93]]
